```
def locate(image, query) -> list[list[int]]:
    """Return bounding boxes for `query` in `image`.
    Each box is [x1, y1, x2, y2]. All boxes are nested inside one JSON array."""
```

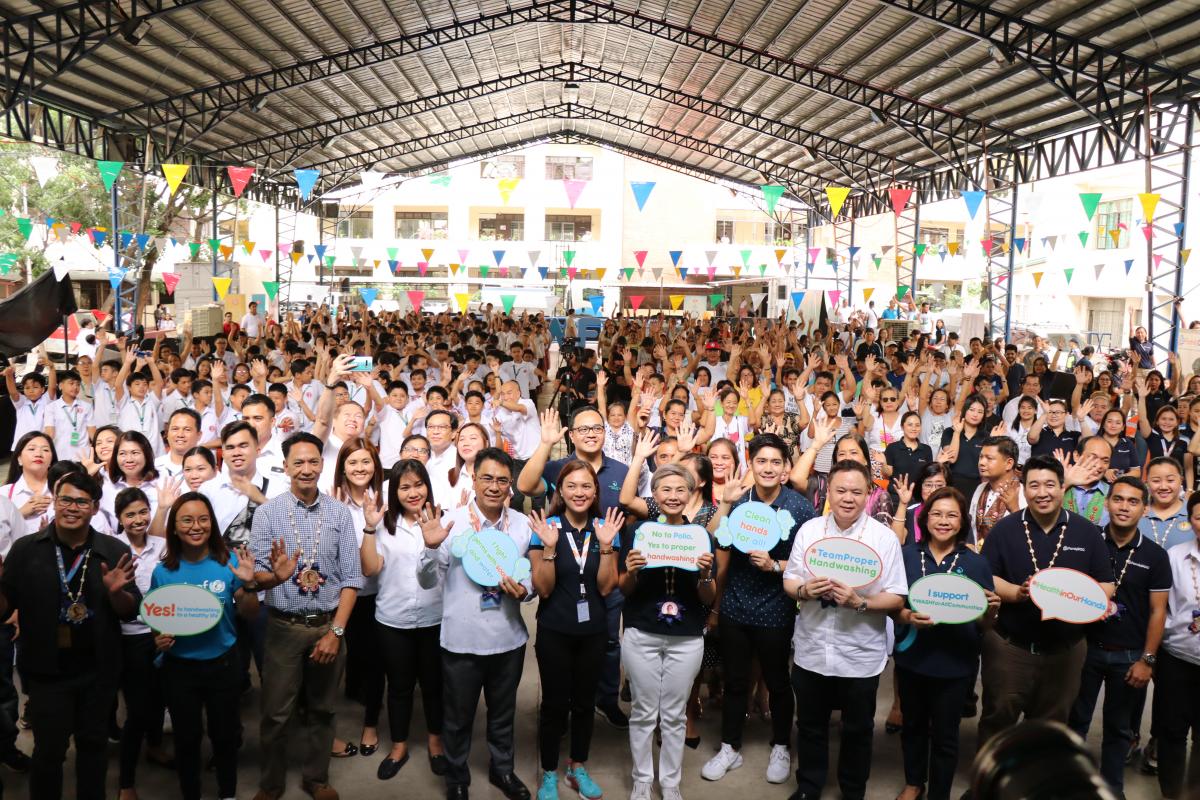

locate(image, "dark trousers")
[[791, 665, 879, 800], [26, 670, 117, 800], [378, 623, 443, 743], [978, 630, 1086, 748], [235, 602, 267, 688], [118, 633, 165, 789], [442, 645, 525, 788], [896, 667, 973, 800], [0, 624, 19, 757], [535, 627, 606, 770], [1153, 650, 1200, 798], [1068, 644, 1141, 792], [719, 620, 793, 748], [595, 587, 623, 707], [345, 594, 385, 727], [163, 648, 242, 800]]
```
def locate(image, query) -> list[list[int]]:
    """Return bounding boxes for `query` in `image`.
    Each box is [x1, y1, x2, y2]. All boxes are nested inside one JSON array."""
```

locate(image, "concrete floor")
[[5, 601, 1166, 799]]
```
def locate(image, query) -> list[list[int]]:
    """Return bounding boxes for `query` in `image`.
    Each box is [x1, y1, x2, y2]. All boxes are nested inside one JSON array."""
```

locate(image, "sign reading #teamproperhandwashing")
[[139, 584, 224, 637], [452, 527, 533, 587], [1029, 567, 1108, 624], [803, 537, 883, 588], [908, 573, 989, 624], [632, 522, 711, 571], [715, 501, 796, 554]]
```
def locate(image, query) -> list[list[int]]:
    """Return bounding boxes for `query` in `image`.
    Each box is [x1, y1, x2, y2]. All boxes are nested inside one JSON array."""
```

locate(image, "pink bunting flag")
[[828, 290, 841, 308], [808, 247, 822, 263], [162, 273, 181, 295], [1142, 224, 1154, 242], [567, 267, 577, 280], [226, 167, 255, 198], [259, 249, 272, 262], [457, 249, 469, 263], [707, 266, 716, 280], [981, 239, 994, 256], [1153, 254, 1164, 269], [498, 266, 508, 277], [629, 296, 646, 311], [406, 291, 425, 312], [418, 262, 428, 276], [888, 187, 913, 216], [633, 250, 648, 268], [563, 179, 587, 209]]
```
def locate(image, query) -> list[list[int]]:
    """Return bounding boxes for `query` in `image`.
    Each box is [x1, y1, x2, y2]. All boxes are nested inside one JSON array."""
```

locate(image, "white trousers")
[[621, 627, 704, 788]]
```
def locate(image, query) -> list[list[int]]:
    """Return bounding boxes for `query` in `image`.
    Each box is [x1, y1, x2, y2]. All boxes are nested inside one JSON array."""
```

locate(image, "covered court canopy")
[[3, 0, 1200, 344]]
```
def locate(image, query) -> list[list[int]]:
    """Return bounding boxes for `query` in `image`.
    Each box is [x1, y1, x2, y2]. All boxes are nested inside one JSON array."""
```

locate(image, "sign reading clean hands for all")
[[715, 501, 796, 553], [139, 584, 224, 636], [453, 528, 533, 587], [632, 521, 712, 570], [1029, 567, 1108, 624], [908, 574, 989, 624], [803, 537, 883, 588]]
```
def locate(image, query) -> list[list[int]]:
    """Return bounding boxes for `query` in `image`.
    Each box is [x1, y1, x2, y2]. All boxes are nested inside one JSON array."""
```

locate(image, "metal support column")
[[112, 182, 138, 335], [894, 194, 919, 305], [1141, 97, 1193, 367], [832, 215, 853, 310], [983, 183, 1019, 341]]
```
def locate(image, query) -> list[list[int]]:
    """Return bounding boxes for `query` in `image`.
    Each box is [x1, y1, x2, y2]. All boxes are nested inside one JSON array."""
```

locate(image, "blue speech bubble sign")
[[715, 500, 795, 553], [451, 527, 532, 587]]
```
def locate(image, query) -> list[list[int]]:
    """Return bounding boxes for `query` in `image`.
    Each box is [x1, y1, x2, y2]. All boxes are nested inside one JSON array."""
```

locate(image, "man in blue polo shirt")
[[978, 454, 1115, 754], [517, 406, 632, 728]]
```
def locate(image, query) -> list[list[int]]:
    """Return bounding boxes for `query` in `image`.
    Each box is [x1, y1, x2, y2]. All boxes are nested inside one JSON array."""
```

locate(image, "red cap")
[[705, 341, 721, 350]]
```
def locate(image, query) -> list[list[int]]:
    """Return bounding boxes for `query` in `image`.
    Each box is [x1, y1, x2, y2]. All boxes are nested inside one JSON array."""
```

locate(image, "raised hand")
[[157, 474, 183, 509], [539, 407, 567, 446], [813, 413, 841, 449], [269, 538, 300, 583], [231, 545, 256, 582], [633, 429, 660, 461], [676, 417, 698, 452], [1075, 398, 1095, 421], [528, 510, 560, 550], [596, 507, 624, 546], [893, 474, 914, 507], [419, 503, 452, 548], [362, 488, 384, 530], [101, 553, 136, 595]]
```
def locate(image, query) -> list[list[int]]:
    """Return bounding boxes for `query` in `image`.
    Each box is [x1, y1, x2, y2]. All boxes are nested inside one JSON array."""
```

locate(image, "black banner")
[[0, 271, 78, 357]]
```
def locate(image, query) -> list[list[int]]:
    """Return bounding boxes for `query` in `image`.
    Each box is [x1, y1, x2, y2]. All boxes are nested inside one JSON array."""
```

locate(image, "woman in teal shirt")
[[151, 492, 258, 800]]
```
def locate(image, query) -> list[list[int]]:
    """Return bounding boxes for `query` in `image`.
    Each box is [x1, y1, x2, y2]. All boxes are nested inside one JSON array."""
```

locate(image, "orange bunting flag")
[[1032, 271, 1044, 288], [947, 242, 959, 256], [243, 241, 255, 255]]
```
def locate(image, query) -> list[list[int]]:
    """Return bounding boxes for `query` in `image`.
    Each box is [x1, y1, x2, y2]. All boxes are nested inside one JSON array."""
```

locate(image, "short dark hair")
[[241, 393, 274, 417], [916, 486, 970, 546], [168, 408, 202, 430], [748, 432, 790, 463], [474, 446, 514, 476], [221, 420, 258, 444], [59, 369, 81, 383], [1188, 491, 1200, 519], [1110, 475, 1149, 505], [981, 435, 1018, 464], [55, 470, 101, 502], [425, 408, 456, 430], [1146, 456, 1184, 478], [282, 432, 323, 459], [1021, 454, 1064, 485], [828, 459, 872, 485]]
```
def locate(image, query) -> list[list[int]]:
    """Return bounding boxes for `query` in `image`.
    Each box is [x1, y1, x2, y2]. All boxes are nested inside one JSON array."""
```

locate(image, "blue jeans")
[[1068, 643, 1140, 792], [595, 587, 623, 706]]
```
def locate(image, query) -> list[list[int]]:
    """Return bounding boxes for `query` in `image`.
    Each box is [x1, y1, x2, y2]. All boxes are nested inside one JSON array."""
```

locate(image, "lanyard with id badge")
[[63, 403, 83, 449], [548, 516, 600, 624]]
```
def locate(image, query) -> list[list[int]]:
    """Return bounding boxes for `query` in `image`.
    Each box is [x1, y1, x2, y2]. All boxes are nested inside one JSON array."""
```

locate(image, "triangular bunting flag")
[[527, 249, 540, 267], [706, 266, 716, 280], [418, 262, 429, 276], [1154, 254, 1165, 269], [1013, 237, 1026, 254], [961, 190, 985, 219], [669, 295, 684, 310], [1064, 268, 1074, 284], [187, 242, 200, 259], [567, 267, 577, 280], [760, 184, 785, 215], [678, 267, 688, 280], [293, 169, 319, 201], [739, 249, 751, 268], [732, 266, 742, 278], [1108, 229, 1121, 247], [406, 291, 425, 313], [563, 250, 576, 267], [358, 287, 378, 307], [669, 250, 682, 267], [108, 268, 125, 289], [1138, 193, 1161, 224], [16, 218, 32, 241], [758, 264, 767, 276], [790, 291, 806, 310], [622, 267, 634, 280], [630, 181, 656, 211], [915, 243, 928, 258], [97, 160, 124, 192], [313, 244, 326, 260], [1078, 231, 1089, 247], [651, 268, 663, 281], [219, 245, 234, 259], [1174, 221, 1185, 238], [1032, 271, 1044, 288], [1142, 224, 1153, 242], [454, 293, 470, 313], [135, 234, 150, 251], [888, 187, 913, 216], [480, 265, 490, 278], [825, 186, 850, 217], [947, 242, 959, 256], [227, 166, 255, 198], [497, 177, 520, 204], [872, 256, 882, 269], [897, 284, 910, 300], [808, 247, 822, 264], [492, 250, 505, 267], [1182, 248, 1192, 265], [1124, 259, 1135, 275], [563, 179, 586, 209], [387, 260, 399, 273], [421, 248, 434, 262], [862, 288, 874, 303], [1094, 264, 1104, 281], [630, 296, 646, 311], [429, 174, 452, 188], [162, 164, 190, 194], [162, 273, 181, 295], [259, 250, 272, 262], [704, 250, 718, 267], [501, 295, 517, 314], [212, 277, 232, 299], [588, 296, 604, 315], [1079, 192, 1103, 221], [774, 248, 786, 264], [827, 290, 841, 310], [538, 267, 549, 280], [633, 250, 648, 268]]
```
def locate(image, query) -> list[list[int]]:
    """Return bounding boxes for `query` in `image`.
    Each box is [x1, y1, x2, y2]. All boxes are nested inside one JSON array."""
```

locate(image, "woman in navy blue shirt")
[[893, 487, 999, 800], [151, 493, 259, 800]]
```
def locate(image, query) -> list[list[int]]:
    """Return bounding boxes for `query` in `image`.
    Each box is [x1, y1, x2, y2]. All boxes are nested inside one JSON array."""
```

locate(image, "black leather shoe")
[[488, 770, 531, 800], [429, 753, 450, 776], [377, 752, 408, 780], [446, 786, 469, 800]]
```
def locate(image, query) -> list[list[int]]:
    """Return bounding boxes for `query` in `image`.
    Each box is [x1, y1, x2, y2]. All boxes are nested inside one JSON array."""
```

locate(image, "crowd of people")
[[0, 296, 1196, 800]]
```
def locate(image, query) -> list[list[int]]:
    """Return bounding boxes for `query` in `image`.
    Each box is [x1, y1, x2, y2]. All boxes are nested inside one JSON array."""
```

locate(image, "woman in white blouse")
[[1, 431, 56, 534], [332, 436, 387, 760], [359, 459, 448, 781], [101, 431, 163, 526]]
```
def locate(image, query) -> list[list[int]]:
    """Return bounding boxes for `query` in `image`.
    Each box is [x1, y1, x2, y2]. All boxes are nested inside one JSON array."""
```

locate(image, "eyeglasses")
[[402, 446, 430, 455], [54, 496, 93, 509], [476, 474, 512, 487], [425, 423, 451, 432], [572, 425, 605, 435], [176, 516, 211, 528], [881, 396, 899, 402]]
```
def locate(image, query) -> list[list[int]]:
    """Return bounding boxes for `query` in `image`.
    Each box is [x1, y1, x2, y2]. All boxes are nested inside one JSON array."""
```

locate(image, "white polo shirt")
[[373, 514, 445, 629], [493, 399, 539, 460], [200, 468, 289, 536], [45, 397, 92, 460]]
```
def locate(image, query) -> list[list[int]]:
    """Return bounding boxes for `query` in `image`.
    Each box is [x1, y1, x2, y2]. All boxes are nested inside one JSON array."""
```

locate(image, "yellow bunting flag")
[[454, 293, 470, 313], [162, 164, 190, 195], [1182, 248, 1192, 266], [896, 255, 905, 268], [1109, 229, 1120, 247], [498, 177, 520, 204], [212, 277, 232, 300], [243, 241, 255, 255], [1032, 271, 1044, 288], [863, 287, 874, 303], [291, 251, 302, 264], [1138, 192, 1161, 224], [948, 242, 960, 256], [595, 268, 606, 281], [421, 248, 434, 262], [669, 295, 684, 310], [732, 266, 742, 278], [825, 186, 851, 218]]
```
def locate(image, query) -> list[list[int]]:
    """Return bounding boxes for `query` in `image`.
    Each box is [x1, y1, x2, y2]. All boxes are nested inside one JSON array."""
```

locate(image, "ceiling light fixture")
[[121, 19, 151, 45], [563, 82, 581, 105]]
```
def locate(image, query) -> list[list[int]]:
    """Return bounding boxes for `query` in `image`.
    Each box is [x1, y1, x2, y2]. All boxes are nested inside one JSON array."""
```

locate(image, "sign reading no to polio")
[[908, 574, 989, 624], [715, 501, 796, 554], [1029, 567, 1108, 624], [803, 537, 883, 588], [139, 584, 224, 637], [452, 528, 532, 587], [632, 522, 712, 571]]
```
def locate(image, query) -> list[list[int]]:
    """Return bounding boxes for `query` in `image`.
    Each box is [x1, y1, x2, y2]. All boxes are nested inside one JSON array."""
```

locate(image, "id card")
[[69, 431, 82, 447], [576, 600, 590, 624], [480, 590, 502, 611]]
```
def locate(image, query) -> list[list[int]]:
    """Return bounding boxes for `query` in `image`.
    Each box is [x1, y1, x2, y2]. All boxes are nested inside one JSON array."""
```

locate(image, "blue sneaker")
[[566, 763, 603, 799], [538, 770, 560, 800]]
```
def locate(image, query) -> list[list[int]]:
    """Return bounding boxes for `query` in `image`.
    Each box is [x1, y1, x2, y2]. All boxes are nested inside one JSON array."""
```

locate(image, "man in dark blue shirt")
[[1067, 476, 1170, 795], [978, 455, 1115, 753]]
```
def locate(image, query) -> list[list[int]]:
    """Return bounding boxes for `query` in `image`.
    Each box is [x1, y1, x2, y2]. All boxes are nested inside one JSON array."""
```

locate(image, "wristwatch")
[[855, 600, 869, 614], [330, 625, 345, 638], [1141, 652, 1157, 666]]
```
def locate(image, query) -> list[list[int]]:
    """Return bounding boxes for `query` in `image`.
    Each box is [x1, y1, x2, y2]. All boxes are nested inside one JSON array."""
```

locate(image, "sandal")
[[331, 741, 359, 758]]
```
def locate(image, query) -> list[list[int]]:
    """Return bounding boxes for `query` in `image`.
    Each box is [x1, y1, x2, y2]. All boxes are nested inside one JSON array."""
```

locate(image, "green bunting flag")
[[501, 295, 516, 314], [97, 161, 124, 192], [563, 250, 576, 267], [1078, 231, 1089, 247], [188, 242, 201, 259], [16, 218, 32, 241], [760, 185, 785, 215], [709, 293, 723, 309], [897, 284, 910, 300], [1064, 268, 1074, 284], [262, 281, 279, 300], [1079, 193, 1102, 221]]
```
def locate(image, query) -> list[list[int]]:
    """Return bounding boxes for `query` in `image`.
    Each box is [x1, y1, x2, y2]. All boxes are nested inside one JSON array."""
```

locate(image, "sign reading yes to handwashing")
[[632, 522, 711, 570], [139, 584, 224, 637], [803, 537, 883, 588], [1029, 567, 1108, 624]]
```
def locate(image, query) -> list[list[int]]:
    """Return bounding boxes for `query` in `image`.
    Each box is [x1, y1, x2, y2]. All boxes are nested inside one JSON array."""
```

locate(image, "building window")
[[477, 213, 525, 241], [546, 214, 593, 242], [336, 211, 372, 238], [715, 220, 734, 244], [394, 211, 448, 240], [1096, 199, 1131, 249], [545, 156, 593, 180], [480, 155, 525, 179], [765, 222, 793, 245]]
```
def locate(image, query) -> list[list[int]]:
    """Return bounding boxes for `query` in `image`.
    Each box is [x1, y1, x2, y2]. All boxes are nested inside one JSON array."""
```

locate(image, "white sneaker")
[[661, 787, 684, 800], [701, 743, 744, 781], [630, 781, 653, 800], [766, 743, 791, 783]]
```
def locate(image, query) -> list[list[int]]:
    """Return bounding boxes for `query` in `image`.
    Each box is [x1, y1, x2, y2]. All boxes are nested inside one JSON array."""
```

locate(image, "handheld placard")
[[139, 584, 224, 636]]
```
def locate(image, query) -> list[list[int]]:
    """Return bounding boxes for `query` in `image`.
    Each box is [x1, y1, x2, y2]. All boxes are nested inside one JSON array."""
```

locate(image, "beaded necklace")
[[1023, 510, 1068, 571]]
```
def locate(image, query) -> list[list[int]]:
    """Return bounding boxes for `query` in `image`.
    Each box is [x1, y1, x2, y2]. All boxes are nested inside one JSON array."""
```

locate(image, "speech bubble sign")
[[908, 573, 989, 624], [715, 500, 796, 553], [451, 528, 533, 587], [139, 584, 224, 637], [803, 537, 884, 588], [632, 521, 711, 571], [1029, 567, 1108, 624]]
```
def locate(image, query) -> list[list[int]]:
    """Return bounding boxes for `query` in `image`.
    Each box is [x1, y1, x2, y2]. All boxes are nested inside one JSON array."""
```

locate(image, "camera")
[[970, 721, 1118, 800]]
